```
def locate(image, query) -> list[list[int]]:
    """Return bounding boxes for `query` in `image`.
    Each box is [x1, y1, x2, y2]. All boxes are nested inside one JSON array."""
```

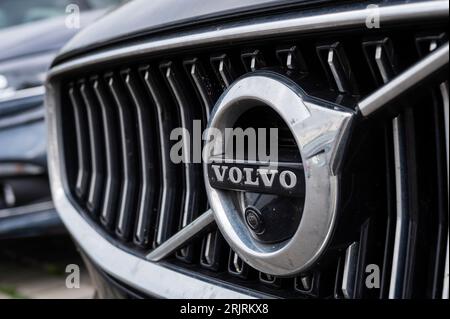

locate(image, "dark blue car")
[[0, 0, 121, 239]]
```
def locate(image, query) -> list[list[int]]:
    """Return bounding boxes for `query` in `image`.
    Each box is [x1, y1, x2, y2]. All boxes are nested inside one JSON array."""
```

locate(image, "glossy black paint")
[[56, 0, 334, 63]]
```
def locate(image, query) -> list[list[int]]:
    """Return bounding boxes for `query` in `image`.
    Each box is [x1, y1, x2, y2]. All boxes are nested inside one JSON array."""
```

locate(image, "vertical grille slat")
[[295, 272, 320, 297], [79, 81, 105, 216], [363, 37, 425, 299], [68, 84, 91, 201], [363, 38, 403, 299], [160, 61, 204, 262], [353, 218, 377, 298], [416, 36, 449, 298], [341, 242, 358, 299], [140, 66, 181, 247], [199, 231, 225, 271], [259, 273, 282, 289], [184, 58, 217, 122], [412, 32, 448, 301], [92, 77, 121, 229], [380, 123, 396, 298], [122, 70, 160, 247], [362, 38, 398, 87], [276, 46, 308, 74], [106, 73, 138, 240], [183, 58, 225, 269], [241, 50, 266, 72], [228, 249, 250, 279], [333, 256, 345, 299], [210, 54, 237, 89], [317, 42, 358, 95], [390, 109, 419, 299]]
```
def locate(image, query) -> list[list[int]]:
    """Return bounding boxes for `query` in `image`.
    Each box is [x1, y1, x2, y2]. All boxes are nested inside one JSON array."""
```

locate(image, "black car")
[[45, 0, 448, 299], [0, 1, 121, 239]]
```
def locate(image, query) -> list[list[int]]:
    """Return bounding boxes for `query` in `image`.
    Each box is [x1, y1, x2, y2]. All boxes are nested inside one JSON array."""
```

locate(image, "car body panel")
[[56, 0, 331, 62]]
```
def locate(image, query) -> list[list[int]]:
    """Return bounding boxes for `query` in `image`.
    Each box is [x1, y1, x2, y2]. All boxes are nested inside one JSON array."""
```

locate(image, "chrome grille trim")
[[47, 81, 260, 298], [342, 242, 358, 299], [106, 74, 138, 239], [389, 115, 409, 299], [141, 68, 180, 247], [68, 85, 90, 200], [162, 64, 199, 230], [442, 81, 449, 299], [80, 82, 105, 215], [92, 78, 120, 228], [122, 70, 159, 246], [48, 1, 449, 79]]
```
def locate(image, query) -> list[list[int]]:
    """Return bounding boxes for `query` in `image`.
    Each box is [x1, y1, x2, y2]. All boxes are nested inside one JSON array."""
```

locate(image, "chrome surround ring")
[[204, 72, 354, 276]]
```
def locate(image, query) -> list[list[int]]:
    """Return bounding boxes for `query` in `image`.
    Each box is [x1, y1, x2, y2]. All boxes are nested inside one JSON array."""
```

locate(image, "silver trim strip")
[[424, 42, 449, 300], [0, 201, 54, 219], [372, 41, 409, 300], [444, 238, 449, 299], [48, 1, 449, 79], [443, 81, 449, 299], [146, 210, 215, 262], [0, 107, 45, 130], [444, 83, 449, 196], [0, 86, 45, 103], [358, 43, 449, 117], [327, 46, 349, 94], [389, 116, 409, 299], [203, 232, 214, 265], [342, 242, 358, 299]]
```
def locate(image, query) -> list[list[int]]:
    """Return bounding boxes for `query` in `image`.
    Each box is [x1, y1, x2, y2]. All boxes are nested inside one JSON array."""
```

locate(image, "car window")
[[0, 0, 121, 30]]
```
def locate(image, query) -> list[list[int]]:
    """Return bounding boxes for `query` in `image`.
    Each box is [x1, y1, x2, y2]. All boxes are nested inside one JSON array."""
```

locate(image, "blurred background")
[[0, 0, 123, 299]]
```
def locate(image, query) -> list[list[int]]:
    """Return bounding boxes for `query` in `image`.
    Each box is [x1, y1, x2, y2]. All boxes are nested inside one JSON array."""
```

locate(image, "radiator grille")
[[57, 22, 448, 298]]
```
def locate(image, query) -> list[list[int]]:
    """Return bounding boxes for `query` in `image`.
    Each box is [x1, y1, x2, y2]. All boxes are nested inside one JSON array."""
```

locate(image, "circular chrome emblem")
[[204, 71, 353, 276]]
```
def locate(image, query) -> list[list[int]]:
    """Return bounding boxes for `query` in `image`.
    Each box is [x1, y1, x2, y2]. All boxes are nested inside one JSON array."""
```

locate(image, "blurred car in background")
[[0, 0, 122, 239]]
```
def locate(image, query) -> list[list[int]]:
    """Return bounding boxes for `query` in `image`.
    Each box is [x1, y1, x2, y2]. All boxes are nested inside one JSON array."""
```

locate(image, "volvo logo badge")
[[203, 71, 354, 276], [208, 161, 305, 197]]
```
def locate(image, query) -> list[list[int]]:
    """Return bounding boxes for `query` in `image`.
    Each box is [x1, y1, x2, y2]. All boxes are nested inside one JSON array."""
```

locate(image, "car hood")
[[55, 0, 327, 64], [0, 9, 109, 63]]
